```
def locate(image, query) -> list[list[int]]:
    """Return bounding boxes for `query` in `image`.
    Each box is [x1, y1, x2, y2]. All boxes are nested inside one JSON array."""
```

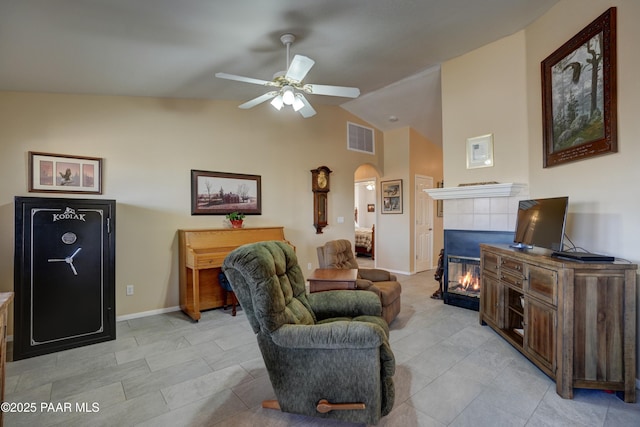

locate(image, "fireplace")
[[425, 183, 529, 311], [443, 230, 514, 311], [447, 256, 480, 298]]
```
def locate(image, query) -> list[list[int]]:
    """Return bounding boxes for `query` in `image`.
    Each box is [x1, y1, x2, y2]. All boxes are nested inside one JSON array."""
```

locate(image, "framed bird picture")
[[29, 152, 103, 194], [541, 7, 617, 168]]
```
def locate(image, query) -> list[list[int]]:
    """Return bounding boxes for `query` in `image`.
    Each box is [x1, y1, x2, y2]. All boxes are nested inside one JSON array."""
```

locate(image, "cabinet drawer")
[[482, 251, 499, 274], [194, 253, 226, 268], [500, 271, 524, 289], [526, 265, 557, 305], [501, 258, 524, 275]]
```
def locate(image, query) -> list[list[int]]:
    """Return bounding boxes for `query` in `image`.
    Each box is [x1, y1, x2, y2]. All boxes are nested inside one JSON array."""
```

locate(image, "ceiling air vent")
[[347, 122, 375, 154]]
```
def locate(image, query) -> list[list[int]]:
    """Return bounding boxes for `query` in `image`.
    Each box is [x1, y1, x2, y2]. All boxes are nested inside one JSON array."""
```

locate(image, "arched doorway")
[[354, 164, 381, 265]]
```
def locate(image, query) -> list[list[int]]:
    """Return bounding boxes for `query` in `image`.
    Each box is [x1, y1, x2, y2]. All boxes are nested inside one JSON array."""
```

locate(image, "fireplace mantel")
[[424, 183, 527, 200]]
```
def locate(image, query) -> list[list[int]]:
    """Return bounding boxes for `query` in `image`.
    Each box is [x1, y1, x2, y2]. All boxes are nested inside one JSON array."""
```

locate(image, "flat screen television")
[[512, 196, 568, 251]]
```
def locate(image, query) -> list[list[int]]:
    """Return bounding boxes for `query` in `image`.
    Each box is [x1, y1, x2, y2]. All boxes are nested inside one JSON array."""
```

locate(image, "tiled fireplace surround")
[[427, 183, 529, 310]]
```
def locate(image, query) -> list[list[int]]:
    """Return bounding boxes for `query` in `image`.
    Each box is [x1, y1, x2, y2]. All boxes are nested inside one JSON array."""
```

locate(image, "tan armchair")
[[317, 239, 401, 323]]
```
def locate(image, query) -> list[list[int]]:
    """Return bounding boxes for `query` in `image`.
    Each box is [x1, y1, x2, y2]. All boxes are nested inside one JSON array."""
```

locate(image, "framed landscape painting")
[[541, 8, 617, 168], [191, 170, 261, 215]]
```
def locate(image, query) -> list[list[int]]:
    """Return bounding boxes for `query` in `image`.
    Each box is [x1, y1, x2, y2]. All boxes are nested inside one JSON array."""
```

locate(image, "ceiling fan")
[[215, 34, 360, 118]]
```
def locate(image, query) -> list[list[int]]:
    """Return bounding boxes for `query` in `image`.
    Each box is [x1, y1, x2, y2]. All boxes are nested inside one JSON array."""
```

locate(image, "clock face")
[[317, 171, 327, 189]]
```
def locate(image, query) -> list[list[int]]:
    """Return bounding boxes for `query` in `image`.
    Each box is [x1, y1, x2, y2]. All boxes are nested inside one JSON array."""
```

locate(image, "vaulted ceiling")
[[0, 0, 559, 144]]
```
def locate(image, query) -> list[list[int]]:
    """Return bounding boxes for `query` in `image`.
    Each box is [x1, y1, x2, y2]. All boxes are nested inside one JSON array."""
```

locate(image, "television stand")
[[479, 243, 637, 402]]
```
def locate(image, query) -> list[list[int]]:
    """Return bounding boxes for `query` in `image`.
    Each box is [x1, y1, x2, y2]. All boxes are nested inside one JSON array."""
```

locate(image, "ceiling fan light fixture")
[[282, 86, 295, 105], [292, 94, 305, 112], [270, 94, 284, 110]]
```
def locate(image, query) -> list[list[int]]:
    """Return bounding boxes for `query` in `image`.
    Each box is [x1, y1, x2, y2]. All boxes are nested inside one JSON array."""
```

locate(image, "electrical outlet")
[[337, 216, 344, 223], [307, 262, 313, 270], [126, 285, 134, 296]]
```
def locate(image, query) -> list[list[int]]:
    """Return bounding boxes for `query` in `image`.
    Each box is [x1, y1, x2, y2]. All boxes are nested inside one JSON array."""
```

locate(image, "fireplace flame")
[[460, 272, 480, 291]]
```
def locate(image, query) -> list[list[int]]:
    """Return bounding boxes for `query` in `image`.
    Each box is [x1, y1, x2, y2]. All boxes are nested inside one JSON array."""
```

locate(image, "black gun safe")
[[14, 197, 116, 360]]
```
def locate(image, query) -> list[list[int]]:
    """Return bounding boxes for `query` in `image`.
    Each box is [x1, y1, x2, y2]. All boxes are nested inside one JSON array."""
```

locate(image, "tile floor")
[[4, 259, 640, 426]]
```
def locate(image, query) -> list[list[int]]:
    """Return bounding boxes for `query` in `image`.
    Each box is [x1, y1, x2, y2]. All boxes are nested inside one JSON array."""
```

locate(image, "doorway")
[[415, 175, 434, 272]]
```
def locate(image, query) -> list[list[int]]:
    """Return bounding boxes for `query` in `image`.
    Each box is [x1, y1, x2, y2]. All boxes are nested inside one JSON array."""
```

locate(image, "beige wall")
[[442, 0, 640, 383], [442, 30, 529, 187], [0, 92, 384, 329], [377, 128, 411, 273], [376, 127, 444, 273]]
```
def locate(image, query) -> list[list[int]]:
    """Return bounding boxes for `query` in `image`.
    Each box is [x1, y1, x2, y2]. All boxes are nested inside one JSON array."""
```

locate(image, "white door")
[[415, 175, 433, 272]]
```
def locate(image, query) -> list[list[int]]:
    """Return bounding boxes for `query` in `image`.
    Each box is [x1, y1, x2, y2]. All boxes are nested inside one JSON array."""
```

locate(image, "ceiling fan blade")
[[304, 84, 360, 98], [296, 94, 316, 118], [215, 72, 271, 86], [238, 92, 278, 109], [285, 55, 315, 82]]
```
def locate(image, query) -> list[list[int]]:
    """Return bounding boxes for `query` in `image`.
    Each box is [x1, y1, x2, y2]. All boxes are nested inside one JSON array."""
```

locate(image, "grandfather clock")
[[310, 166, 331, 234], [14, 197, 116, 360]]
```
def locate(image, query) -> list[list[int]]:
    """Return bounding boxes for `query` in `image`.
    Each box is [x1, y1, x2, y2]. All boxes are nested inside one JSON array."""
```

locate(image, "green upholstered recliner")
[[222, 241, 395, 425], [317, 239, 402, 324]]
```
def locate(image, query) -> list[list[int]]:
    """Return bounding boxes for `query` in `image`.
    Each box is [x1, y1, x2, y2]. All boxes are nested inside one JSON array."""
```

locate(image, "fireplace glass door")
[[445, 256, 480, 309]]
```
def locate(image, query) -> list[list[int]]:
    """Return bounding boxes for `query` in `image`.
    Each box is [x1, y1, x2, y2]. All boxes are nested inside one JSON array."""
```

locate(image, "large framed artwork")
[[381, 179, 402, 214], [541, 7, 617, 168], [191, 170, 261, 215], [29, 152, 102, 194]]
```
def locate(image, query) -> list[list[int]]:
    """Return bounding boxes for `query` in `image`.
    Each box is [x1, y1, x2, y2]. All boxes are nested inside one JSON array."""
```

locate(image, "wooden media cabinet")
[[479, 244, 637, 402], [178, 227, 288, 321]]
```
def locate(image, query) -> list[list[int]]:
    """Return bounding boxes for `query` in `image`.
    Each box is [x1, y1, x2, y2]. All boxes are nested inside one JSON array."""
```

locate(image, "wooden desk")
[[0, 292, 14, 427], [308, 269, 358, 293], [178, 227, 288, 321]]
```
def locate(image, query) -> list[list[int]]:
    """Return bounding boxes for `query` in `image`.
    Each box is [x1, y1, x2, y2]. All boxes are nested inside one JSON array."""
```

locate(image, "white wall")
[[354, 181, 376, 229]]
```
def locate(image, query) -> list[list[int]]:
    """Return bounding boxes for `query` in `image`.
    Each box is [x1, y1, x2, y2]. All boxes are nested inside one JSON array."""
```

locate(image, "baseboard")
[[116, 306, 181, 322], [383, 268, 412, 276], [5, 306, 183, 342]]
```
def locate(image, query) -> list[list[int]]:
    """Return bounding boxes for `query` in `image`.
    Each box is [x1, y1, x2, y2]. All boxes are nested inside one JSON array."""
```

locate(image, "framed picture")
[[29, 151, 102, 194], [191, 170, 261, 215], [381, 179, 402, 214], [367, 204, 375, 213], [541, 7, 617, 168], [466, 134, 494, 169]]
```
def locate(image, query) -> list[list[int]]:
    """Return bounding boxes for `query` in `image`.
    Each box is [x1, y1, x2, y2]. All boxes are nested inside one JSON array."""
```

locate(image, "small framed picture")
[[29, 151, 102, 194], [367, 204, 375, 213], [466, 134, 494, 169], [381, 179, 402, 214]]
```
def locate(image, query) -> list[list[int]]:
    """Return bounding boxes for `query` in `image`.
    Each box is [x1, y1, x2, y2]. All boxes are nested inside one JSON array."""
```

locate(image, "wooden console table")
[[480, 244, 636, 402], [308, 269, 358, 293], [178, 227, 288, 321]]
